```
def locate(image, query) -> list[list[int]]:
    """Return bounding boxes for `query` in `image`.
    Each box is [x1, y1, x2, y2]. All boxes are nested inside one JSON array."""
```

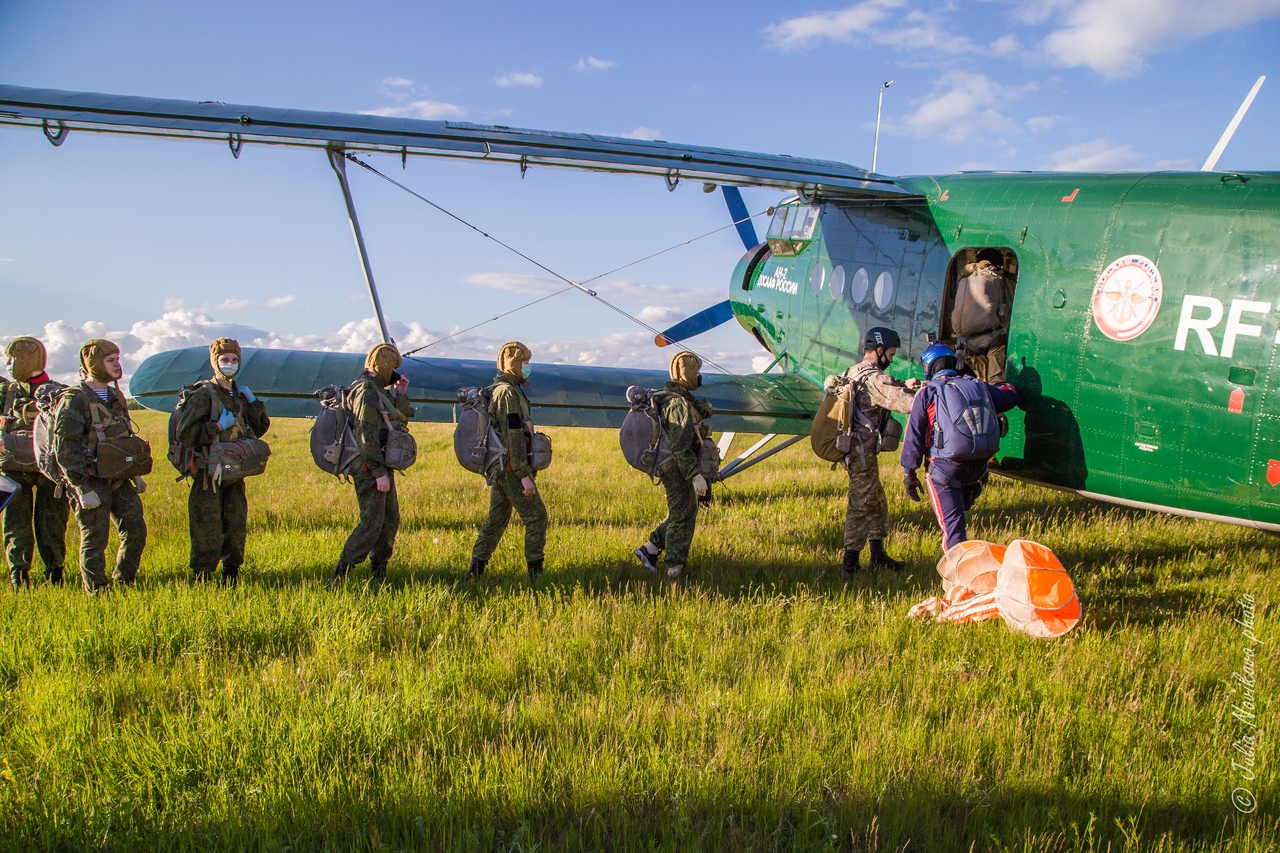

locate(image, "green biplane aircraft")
[[2, 84, 1278, 531]]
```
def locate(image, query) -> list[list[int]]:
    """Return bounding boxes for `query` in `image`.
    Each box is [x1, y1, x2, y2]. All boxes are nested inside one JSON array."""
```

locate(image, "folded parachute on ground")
[[908, 539, 1081, 639]]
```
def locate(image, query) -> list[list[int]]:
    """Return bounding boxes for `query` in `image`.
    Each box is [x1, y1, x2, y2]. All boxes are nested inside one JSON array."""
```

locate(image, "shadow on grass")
[[14, 781, 1270, 851]]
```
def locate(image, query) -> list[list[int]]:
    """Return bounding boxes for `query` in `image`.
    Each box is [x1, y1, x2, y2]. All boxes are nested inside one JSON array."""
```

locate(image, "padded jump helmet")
[[920, 343, 957, 378]]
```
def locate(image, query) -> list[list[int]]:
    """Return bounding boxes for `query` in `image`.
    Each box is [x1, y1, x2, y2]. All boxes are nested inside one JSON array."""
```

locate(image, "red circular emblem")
[[1092, 254, 1163, 341]]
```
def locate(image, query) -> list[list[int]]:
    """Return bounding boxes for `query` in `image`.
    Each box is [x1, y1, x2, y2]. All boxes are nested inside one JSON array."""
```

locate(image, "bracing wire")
[[343, 152, 766, 375]]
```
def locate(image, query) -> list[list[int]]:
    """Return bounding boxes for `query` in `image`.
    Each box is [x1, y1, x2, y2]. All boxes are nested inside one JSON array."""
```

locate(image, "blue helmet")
[[921, 343, 957, 377]]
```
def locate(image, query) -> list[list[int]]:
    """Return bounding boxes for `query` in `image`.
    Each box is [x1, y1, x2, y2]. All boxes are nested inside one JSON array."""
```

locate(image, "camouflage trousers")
[[959, 339, 1007, 383], [74, 480, 147, 593], [339, 470, 400, 570], [189, 478, 249, 581], [472, 471, 547, 563], [648, 467, 698, 567], [2, 470, 70, 586], [844, 456, 889, 551]]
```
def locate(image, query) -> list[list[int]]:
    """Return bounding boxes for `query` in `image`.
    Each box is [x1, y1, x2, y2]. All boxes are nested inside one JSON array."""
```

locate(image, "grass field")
[[0, 411, 1275, 851]]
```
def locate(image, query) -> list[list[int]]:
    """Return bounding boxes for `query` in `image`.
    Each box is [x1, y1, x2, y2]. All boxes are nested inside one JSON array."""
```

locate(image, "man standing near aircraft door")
[[633, 350, 707, 580], [467, 341, 548, 580], [952, 248, 1013, 382], [1, 337, 70, 588], [838, 328, 918, 575], [327, 343, 413, 587], [902, 344, 1018, 551]]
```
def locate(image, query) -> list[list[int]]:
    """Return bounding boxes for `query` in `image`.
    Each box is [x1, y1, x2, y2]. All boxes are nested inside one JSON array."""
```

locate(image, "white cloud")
[[361, 100, 465, 120], [636, 306, 685, 326], [381, 76, 415, 90], [1040, 0, 1280, 78], [219, 298, 251, 311], [1155, 157, 1198, 170], [1040, 139, 1147, 170], [574, 56, 617, 72], [888, 71, 1024, 142], [264, 295, 296, 308], [493, 72, 543, 88], [764, 0, 904, 49], [1025, 115, 1064, 133], [620, 126, 663, 140], [464, 272, 562, 295], [0, 257, 14, 262]]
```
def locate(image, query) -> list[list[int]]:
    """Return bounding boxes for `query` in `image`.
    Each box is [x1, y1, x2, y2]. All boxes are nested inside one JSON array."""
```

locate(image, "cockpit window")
[[766, 203, 819, 256]]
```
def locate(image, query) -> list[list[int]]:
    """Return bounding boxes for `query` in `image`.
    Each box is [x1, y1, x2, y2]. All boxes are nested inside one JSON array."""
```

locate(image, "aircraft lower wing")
[[130, 347, 821, 435], [0, 85, 918, 201]]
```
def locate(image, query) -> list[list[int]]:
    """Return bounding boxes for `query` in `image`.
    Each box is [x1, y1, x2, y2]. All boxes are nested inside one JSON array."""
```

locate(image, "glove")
[[692, 474, 708, 497], [375, 475, 391, 493], [521, 476, 537, 496], [239, 385, 256, 403], [903, 470, 922, 503], [79, 490, 102, 510], [216, 409, 236, 431], [134, 476, 147, 495]]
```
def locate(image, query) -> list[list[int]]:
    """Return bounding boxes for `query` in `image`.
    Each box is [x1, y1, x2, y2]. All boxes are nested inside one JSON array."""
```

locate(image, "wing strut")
[[328, 147, 392, 345], [1201, 76, 1265, 172]]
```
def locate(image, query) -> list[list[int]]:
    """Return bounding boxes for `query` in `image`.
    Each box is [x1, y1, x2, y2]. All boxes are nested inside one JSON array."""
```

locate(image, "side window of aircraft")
[[810, 265, 826, 296], [939, 246, 1019, 342], [766, 203, 820, 256], [847, 267, 870, 304], [830, 265, 845, 300], [874, 271, 895, 312]]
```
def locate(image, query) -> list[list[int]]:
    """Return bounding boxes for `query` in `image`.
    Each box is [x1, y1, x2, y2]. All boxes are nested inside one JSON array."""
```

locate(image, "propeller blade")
[[655, 300, 734, 347], [721, 186, 759, 250]]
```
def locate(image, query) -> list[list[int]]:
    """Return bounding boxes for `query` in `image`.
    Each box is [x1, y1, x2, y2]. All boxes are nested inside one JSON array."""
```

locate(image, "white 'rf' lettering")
[[1174, 296, 1272, 358]]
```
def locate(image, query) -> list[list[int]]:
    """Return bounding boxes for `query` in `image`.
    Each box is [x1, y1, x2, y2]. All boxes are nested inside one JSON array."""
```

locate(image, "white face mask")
[[217, 359, 240, 378]]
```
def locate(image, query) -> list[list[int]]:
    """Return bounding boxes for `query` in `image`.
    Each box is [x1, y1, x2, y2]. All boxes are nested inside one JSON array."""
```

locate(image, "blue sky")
[[2, 0, 1279, 386]]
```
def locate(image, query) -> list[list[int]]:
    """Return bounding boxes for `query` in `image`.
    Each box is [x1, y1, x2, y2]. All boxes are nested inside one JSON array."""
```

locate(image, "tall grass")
[[0, 412, 1274, 851]]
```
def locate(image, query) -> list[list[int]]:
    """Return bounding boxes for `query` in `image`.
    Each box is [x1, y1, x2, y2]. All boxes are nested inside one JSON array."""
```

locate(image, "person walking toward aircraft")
[[633, 350, 707, 579], [327, 343, 413, 586], [175, 338, 270, 587], [837, 328, 919, 575], [467, 341, 548, 580], [952, 248, 1014, 382], [901, 344, 1018, 551], [1, 337, 70, 588], [53, 340, 149, 593]]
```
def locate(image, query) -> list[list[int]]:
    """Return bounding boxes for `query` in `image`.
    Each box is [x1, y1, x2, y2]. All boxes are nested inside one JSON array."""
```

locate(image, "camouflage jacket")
[[349, 372, 414, 479], [0, 374, 56, 434], [657, 381, 701, 481], [175, 380, 270, 451], [51, 383, 134, 492], [488, 374, 534, 479]]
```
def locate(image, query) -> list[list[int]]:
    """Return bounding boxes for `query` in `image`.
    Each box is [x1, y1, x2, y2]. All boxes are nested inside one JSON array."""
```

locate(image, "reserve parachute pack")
[[167, 381, 271, 487], [620, 386, 719, 481], [310, 383, 361, 478], [930, 375, 1001, 463], [33, 385, 152, 484], [810, 372, 903, 465], [454, 384, 551, 482], [379, 408, 418, 472], [0, 381, 40, 474]]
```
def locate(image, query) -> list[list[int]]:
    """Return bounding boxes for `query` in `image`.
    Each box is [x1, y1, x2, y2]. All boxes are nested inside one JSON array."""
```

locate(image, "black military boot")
[[868, 540, 905, 572], [840, 548, 861, 578], [466, 557, 486, 579], [191, 570, 212, 585], [220, 567, 240, 588], [370, 561, 387, 582], [10, 567, 29, 590], [527, 558, 544, 579], [325, 561, 350, 589], [47, 566, 65, 586]]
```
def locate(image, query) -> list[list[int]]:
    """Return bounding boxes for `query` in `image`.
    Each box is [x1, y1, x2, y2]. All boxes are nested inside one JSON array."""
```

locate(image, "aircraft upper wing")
[[0, 85, 917, 201], [129, 347, 821, 435]]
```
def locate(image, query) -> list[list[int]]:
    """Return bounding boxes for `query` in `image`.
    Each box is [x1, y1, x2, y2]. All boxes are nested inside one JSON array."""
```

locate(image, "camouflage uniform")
[[841, 361, 916, 552], [1, 375, 70, 587], [338, 372, 414, 576], [175, 381, 269, 583], [646, 381, 702, 568], [52, 383, 147, 593], [471, 374, 548, 567], [952, 261, 1014, 383]]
